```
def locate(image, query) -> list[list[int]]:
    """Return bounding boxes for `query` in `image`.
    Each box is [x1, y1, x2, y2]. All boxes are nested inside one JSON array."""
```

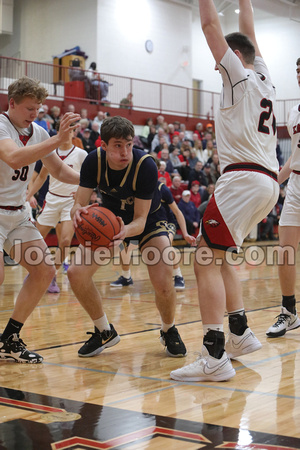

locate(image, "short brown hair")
[[100, 116, 135, 144], [8, 76, 48, 104], [297, 57, 300, 66], [225, 32, 256, 65]]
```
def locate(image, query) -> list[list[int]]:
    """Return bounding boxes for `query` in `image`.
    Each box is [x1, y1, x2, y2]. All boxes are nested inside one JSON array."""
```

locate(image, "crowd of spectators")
[[32, 107, 284, 242]]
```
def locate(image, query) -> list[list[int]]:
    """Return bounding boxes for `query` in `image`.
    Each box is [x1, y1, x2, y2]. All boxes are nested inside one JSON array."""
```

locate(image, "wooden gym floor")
[[0, 242, 299, 449]]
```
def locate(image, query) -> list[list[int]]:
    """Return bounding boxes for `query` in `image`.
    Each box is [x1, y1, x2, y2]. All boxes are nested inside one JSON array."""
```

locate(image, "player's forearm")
[[278, 156, 292, 185], [52, 164, 79, 185], [124, 217, 146, 239]]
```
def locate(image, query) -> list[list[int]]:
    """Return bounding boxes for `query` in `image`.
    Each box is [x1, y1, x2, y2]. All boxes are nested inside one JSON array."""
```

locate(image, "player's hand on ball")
[[109, 217, 125, 248]]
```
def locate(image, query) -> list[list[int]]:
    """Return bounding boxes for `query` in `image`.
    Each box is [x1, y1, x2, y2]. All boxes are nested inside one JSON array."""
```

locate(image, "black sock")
[[203, 329, 225, 359], [282, 295, 296, 315], [1, 318, 23, 341], [228, 311, 248, 336]]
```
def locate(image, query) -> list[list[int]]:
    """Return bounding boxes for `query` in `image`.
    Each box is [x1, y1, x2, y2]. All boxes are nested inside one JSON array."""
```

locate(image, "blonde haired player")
[[0, 76, 80, 363]]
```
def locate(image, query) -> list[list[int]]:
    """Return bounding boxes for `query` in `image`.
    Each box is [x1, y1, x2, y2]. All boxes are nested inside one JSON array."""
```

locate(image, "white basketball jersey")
[[47, 146, 87, 197], [216, 49, 279, 174], [287, 104, 300, 171], [0, 113, 50, 206]]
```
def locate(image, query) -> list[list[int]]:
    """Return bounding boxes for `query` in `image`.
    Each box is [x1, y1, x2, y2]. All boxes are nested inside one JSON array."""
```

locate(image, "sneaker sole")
[[175, 286, 185, 291], [78, 335, 120, 357], [170, 367, 236, 382], [166, 348, 187, 358], [226, 341, 262, 359], [266, 319, 300, 338], [0, 355, 43, 364]]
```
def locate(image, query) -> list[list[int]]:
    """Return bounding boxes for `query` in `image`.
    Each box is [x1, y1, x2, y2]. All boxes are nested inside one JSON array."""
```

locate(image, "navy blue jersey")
[[158, 182, 177, 225], [80, 147, 162, 225]]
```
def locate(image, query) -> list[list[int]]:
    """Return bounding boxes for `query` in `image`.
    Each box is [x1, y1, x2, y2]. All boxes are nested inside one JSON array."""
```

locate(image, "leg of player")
[[35, 222, 60, 294], [67, 245, 120, 357], [110, 244, 135, 287], [55, 220, 74, 273], [170, 240, 235, 381], [169, 232, 185, 291], [222, 261, 262, 358], [266, 226, 300, 337], [143, 234, 187, 357], [0, 239, 55, 363]]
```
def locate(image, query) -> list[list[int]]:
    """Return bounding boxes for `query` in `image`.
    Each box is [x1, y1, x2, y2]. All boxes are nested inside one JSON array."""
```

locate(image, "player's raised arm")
[[199, 0, 228, 65], [239, 0, 262, 57]]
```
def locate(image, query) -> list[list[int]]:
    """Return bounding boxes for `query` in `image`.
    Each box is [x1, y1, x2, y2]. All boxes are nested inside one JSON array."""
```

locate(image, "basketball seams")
[[76, 206, 120, 249]]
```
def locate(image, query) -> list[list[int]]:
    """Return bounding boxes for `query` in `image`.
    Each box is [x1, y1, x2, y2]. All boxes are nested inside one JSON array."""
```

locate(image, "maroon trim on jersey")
[[201, 194, 236, 252], [1, 112, 33, 146], [0, 205, 23, 210], [293, 170, 300, 175], [48, 191, 73, 198], [56, 146, 75, 161], [223, 162, 278, 182]]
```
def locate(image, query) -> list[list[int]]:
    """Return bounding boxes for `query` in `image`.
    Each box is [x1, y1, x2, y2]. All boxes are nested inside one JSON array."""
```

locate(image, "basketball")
[[76, 206, 120, 250]]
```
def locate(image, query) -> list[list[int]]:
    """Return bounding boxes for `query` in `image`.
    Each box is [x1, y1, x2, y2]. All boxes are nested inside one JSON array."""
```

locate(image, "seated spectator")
[[69, 58, 86, 82], [190, 181, 202, 209], [66, 104, 76, 113], [206, 122, 215, 138], [81, 128, 96, 153], [204, 138, 215, 160], [210, 153, 221, 184], [188, 148, 199, 170], [194, 122, 204, 141], [258, 205, 280, 241], [147, 124, 157, 151], [80, 108, 92, 128], [34, 107, 49, 132], [159, 148, 174, 175], [201, 162, 214, 186], [169, 147, 186, 177], [77, 118, 90, 140], [49, 105, 61, 130], [158, 161, 172, 188], [86, 62, 101, 100], [192, 133, 208, 165], [141, 118, 153, 139], [42, 104, 54, 130], [90, 121, 100, 145], [198, 183, 215, 218], [170, 176, 184, 204], [155, 115, 165, 130], [120, 92, 133, 109], [153, 137, 167, 155], [169, 134, 181, 153], [151, 127, 170, 153], [178, 190, 200, 235], [188, 161, 207, 188], [201, 182, 215, 203], [93, 110, 105, 133]]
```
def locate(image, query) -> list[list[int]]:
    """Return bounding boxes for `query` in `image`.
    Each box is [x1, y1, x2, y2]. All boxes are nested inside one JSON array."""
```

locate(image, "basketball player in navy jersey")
[[68, 115, 187, 358], [171, 0, 279, 382], [0, 76, 80, 363]]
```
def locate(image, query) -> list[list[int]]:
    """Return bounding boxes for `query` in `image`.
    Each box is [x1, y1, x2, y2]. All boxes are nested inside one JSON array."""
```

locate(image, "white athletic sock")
[[122, 270, 131, 279], [94, 313, 111, 332], [173, 267, 182, 277], [228, 308, 245, 316], [161, 320, 175, 333], [203, 324, 224, 335]]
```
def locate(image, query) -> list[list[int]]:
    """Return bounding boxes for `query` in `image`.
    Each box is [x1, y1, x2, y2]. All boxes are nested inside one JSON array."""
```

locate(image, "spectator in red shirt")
[[158, 161, 172, 187], [190, 180, 202, 208], [170, 176, 184, 204]]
